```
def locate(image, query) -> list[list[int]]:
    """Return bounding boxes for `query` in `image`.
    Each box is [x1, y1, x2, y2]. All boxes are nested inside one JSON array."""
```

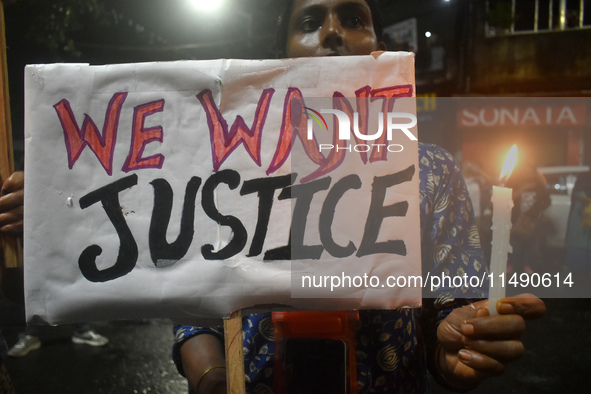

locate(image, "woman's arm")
[[179, 333, 227, 394], [417, 145, 546, 389]]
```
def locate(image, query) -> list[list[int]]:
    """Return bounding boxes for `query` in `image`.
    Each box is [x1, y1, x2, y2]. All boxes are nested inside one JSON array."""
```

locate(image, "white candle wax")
[[489, 185, 513, 315]]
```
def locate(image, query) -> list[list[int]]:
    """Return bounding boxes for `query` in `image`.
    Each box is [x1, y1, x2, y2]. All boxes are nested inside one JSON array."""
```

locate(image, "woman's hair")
[[272, 0, 384, 58]]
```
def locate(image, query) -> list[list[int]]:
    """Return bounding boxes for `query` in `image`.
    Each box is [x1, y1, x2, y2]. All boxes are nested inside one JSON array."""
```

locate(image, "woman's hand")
[[436, 294, 546, 389], [0, 171, 24, 235]]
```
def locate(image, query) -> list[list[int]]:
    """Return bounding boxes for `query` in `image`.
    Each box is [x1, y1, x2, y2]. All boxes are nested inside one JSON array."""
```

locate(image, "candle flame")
[[499, 145, 517, 185]]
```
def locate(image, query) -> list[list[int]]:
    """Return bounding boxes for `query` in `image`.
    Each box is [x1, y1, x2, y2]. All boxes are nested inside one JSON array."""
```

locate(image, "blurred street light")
[[186, 0, 252, 47], [189, 0, 224, 12]]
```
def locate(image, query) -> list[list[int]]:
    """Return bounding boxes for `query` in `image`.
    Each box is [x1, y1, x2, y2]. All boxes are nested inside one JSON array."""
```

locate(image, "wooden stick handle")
[[224, 310, 246, 394]]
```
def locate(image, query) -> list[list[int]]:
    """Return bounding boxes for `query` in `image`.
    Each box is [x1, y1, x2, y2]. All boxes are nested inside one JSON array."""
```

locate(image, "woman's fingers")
[[461, 314, 525, 340], [461, 337, 525, 362]]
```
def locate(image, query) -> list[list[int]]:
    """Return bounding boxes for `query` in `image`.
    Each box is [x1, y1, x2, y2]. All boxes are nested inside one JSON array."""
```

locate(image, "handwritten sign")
[[24, 53, 421, 324]]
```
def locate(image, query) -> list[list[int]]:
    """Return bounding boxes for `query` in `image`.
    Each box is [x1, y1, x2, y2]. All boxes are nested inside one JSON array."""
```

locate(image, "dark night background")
[[2, 1, 591, 393]]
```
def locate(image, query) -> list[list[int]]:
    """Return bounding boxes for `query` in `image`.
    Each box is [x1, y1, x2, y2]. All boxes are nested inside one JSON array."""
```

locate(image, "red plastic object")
[[272, 310, 359, 393]]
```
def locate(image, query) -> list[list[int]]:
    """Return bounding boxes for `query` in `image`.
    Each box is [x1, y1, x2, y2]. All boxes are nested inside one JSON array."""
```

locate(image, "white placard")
[[24, 52, 421, 324]]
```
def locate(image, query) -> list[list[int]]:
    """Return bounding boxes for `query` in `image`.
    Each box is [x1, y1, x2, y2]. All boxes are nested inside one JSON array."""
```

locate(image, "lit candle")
[[488, 145, 517, 315]]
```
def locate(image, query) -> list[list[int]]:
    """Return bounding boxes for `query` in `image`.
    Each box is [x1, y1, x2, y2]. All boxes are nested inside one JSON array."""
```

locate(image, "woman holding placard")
[[173, 1, 546, 393]]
